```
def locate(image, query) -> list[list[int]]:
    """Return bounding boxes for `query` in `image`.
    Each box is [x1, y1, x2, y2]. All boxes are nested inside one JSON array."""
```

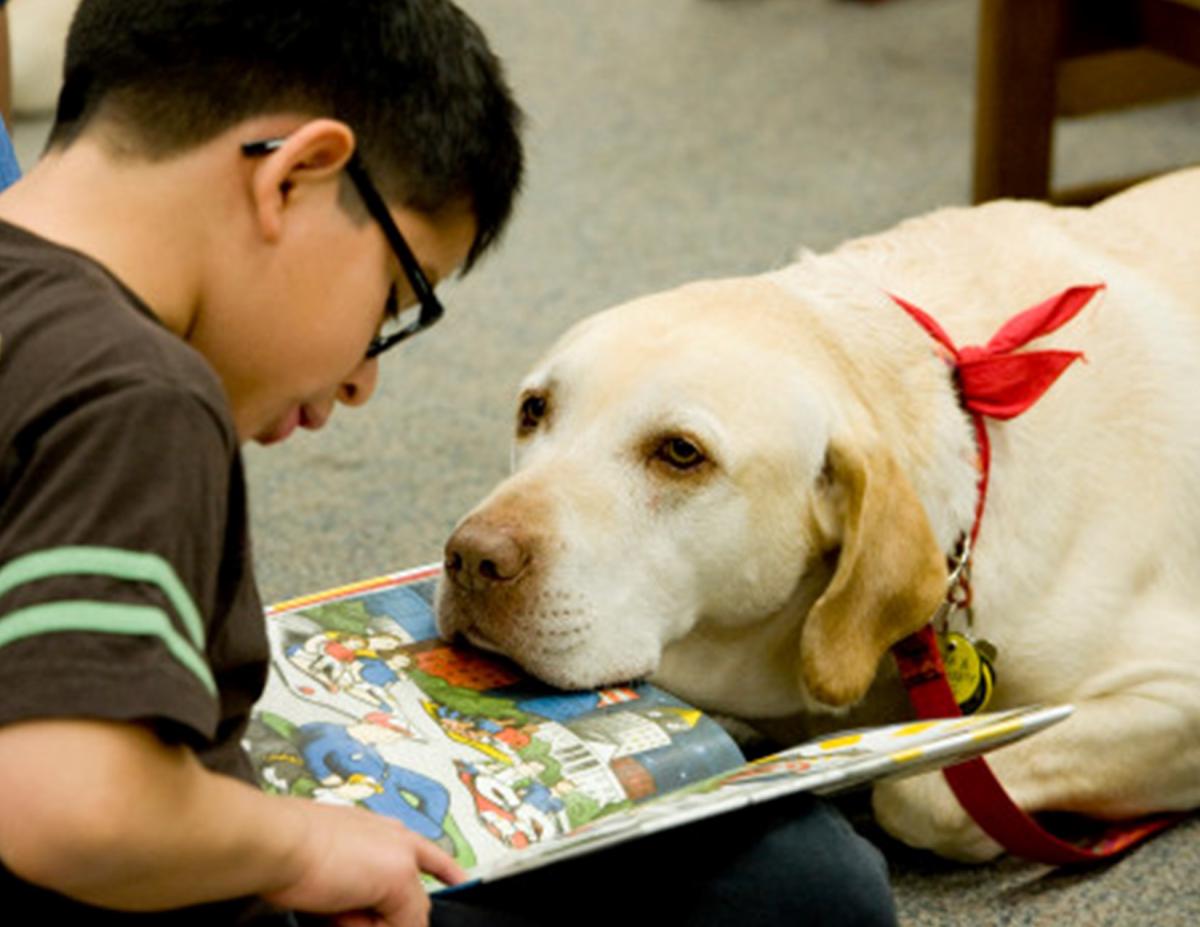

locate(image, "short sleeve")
[[0, 379, 239, 743]]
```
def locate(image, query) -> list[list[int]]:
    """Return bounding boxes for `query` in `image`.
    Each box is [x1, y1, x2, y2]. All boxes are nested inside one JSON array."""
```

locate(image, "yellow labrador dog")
[[436, 168, 1200, 861]]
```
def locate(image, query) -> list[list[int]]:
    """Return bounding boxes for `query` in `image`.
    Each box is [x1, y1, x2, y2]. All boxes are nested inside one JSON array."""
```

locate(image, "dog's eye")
[[517, 391, 549, 435], [656, 436, 706, 470]]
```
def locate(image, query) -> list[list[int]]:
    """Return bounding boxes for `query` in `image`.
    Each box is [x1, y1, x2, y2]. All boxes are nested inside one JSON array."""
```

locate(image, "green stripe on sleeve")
[[0, 601, 218, 696], [0, 546, 206, 650]]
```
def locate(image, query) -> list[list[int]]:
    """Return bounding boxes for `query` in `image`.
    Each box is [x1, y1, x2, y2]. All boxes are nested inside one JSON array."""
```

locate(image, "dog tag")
[[941, 632, 996, 715], [975, 637, 998, 664]]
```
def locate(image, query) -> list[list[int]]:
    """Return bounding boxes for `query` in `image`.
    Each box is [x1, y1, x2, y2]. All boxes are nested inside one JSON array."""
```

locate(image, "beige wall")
[[9, 0, 78, 116]]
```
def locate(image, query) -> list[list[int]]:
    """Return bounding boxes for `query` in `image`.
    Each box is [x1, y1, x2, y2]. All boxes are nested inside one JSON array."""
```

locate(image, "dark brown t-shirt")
[[0, 220, 282, 923]]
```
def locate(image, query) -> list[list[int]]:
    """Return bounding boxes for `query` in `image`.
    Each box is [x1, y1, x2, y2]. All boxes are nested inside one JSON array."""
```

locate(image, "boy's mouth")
[[255, 404, 330, 446], [299, 404, 330, 432], [256, 407, 302, 445]]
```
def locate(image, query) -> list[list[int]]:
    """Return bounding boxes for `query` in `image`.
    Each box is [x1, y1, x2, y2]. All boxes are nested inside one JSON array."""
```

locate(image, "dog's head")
[[436, 275, 948, 716]]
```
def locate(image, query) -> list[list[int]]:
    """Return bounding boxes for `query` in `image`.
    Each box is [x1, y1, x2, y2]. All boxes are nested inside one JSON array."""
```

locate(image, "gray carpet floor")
[[11, 1, 1199, 923]]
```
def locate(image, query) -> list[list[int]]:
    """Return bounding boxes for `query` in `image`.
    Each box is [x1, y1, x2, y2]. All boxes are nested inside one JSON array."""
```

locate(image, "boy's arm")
[[0, 718, 466, 924]]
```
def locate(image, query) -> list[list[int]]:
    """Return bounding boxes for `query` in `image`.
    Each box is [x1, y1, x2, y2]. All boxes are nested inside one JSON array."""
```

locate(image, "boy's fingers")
[[415, 838, 469, 886], [374, 875, 433, 927]]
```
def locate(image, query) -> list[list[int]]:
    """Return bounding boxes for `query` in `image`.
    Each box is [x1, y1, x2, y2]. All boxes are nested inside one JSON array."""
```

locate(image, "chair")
[[972, 0, 1200, 204]]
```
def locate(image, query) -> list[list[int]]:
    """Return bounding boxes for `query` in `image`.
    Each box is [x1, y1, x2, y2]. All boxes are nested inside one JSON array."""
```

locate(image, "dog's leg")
[[872, 681, 1200, 861]]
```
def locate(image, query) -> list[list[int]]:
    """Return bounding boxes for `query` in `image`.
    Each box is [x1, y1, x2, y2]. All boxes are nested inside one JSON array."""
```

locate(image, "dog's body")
[[437, 168, 1200, 860]]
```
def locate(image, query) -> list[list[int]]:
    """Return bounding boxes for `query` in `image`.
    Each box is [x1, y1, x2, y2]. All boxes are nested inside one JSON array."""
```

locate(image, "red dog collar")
[[889, 284, 1178, 864]]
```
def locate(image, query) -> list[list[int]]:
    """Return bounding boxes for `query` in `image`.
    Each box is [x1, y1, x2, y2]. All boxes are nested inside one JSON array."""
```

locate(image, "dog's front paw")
[[872, 772, 1004, 862]]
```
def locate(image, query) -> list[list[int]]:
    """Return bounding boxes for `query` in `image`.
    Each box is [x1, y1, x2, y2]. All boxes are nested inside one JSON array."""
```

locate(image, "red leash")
[[889, 284, 1179, 864]]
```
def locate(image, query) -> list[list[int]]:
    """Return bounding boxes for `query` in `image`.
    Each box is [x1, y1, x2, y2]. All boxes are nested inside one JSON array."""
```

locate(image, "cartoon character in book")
[[287, 631, 367, 693], [243, 716, 316, 796], [492, 720, 537, 752], [506, 761, 572, 840], [345, 634, 415, 713], [471, 715, 541, 754], [454, 759, 570, 849], [425, 701, 518, 765], [455, 759, 530, 849], [297, 713, 454, 851]]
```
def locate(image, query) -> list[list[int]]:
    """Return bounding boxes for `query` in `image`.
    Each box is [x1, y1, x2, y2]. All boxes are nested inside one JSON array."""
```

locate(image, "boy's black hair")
[[49, 0, 524, 271]]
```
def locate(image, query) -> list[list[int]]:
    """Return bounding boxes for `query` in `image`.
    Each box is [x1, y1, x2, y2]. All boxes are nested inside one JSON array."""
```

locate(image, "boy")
[[0, 2, 898, 925], [0, 1, 517, 923]]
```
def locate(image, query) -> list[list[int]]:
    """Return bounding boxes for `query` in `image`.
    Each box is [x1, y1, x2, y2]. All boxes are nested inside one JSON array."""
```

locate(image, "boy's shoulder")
[[0, 219, 234, 445]]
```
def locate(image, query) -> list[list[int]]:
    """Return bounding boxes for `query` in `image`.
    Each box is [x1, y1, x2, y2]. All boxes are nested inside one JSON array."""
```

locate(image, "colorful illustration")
[[246, 566, 747, 882], [245, 565, 1073, 890]]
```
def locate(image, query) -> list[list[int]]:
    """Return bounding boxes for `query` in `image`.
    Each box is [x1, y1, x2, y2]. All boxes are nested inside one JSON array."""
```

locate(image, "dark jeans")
[[430, 794, 897, 927]]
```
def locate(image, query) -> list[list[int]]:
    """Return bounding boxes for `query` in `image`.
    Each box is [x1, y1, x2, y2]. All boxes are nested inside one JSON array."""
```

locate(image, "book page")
[[467, 703, 1073, 887], [245, 566, 746, 878]]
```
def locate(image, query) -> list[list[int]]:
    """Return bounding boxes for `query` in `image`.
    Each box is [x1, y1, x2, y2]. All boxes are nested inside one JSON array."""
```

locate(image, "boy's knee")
[[673, 795, 898, 927], [431, 795, 898, 927]]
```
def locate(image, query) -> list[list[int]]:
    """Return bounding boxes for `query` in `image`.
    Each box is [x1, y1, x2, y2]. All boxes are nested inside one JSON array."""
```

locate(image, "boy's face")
[[200, 188, 476, 445]]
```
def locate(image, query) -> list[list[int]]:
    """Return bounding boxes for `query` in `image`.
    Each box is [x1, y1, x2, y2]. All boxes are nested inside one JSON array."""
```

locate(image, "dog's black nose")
[[444, 520, 530, 592]]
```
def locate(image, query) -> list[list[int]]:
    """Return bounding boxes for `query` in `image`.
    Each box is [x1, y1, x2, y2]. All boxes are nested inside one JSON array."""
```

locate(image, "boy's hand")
[[0, 718, 465, 924], [266, 799, 467, 927]]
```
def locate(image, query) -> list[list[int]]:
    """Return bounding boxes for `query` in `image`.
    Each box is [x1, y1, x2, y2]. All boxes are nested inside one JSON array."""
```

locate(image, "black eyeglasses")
[[242, 137, 446, 359]]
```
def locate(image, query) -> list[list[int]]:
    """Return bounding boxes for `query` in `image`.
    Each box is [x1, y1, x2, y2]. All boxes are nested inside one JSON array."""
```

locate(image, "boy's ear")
[[248, 118, 357, 243]]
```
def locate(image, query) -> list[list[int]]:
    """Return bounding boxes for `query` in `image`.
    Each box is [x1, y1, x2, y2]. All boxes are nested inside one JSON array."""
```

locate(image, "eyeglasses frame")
[[241, 136, 446, 359]]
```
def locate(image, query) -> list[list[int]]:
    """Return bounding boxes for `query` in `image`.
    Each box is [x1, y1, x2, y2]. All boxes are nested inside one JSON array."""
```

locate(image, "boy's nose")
[[338, 357, 379, 407]]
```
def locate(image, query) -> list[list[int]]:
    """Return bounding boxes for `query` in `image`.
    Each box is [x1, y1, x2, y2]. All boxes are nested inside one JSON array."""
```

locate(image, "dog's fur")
[[436, 168, 1200, 860]]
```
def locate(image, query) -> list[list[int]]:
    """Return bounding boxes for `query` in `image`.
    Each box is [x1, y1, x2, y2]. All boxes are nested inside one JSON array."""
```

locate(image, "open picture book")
[[244, 564, 1071, 891]]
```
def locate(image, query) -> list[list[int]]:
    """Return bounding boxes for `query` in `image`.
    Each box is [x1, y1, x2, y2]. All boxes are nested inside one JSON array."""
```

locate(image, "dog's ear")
[[800, 439, 947, 706]]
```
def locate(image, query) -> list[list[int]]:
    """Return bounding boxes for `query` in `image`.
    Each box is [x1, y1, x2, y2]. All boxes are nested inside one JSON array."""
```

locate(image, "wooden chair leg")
[[972, 0, 1067, 203]]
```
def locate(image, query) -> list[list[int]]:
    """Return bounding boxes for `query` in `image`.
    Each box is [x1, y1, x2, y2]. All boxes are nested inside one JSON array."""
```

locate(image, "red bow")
[[890, 283, 1103, 544], [890, 285, 1103, 420]]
